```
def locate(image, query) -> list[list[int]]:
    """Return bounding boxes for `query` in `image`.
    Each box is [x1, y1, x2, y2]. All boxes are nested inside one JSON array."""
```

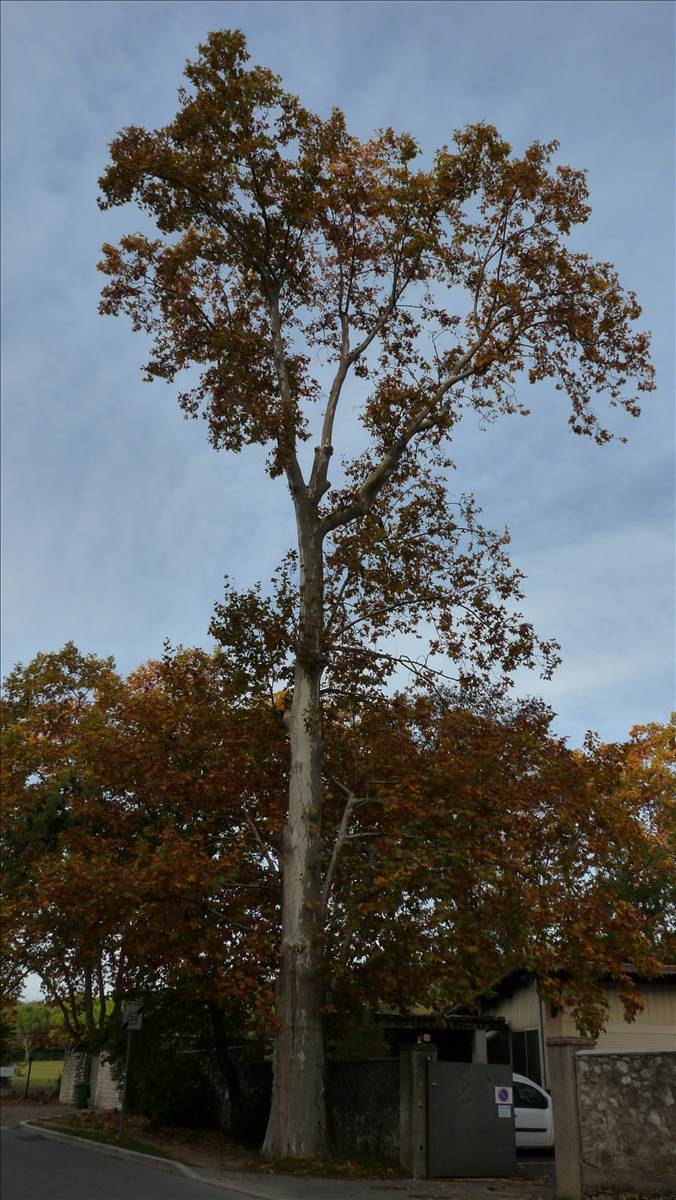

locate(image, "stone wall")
[[58, 1050, 89, 1104], [576, 1050, 676, 1199], [327, 1059, 399, 1160]]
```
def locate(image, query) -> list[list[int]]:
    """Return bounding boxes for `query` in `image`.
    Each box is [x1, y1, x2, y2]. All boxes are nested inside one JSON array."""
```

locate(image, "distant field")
[[9, 1059, 64, 1092]]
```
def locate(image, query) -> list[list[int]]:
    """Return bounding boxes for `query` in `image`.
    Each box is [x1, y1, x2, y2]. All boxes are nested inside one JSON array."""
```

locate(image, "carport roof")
[[477, 962, 676, 1003], [374, 1011, 507, 1032]]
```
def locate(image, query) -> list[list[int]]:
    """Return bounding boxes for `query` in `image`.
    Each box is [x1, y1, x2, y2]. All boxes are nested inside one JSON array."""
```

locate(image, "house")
[[478, 965, 676, 1089]]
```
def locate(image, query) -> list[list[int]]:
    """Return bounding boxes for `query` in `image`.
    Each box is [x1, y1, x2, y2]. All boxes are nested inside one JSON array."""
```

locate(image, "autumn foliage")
[[2, 646, 672, 1053], [1, 644, 283, 1049]]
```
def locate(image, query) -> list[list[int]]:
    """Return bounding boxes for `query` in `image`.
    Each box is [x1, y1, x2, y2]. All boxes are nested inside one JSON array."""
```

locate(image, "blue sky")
[[2, 0, 674, 748]]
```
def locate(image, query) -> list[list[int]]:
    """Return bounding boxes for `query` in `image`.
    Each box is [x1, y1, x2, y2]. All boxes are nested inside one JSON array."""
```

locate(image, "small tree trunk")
[[207, 1001, 244, 1134], [263, 519, 328, 1158]]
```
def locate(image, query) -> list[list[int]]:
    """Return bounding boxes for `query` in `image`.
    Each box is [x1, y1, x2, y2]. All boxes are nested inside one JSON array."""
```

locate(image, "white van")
[[513, 1073, 554, 1149]]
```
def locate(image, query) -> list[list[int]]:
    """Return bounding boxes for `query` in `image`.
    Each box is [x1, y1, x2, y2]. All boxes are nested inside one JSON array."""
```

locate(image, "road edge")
[[20, 1121, 282, 1198]]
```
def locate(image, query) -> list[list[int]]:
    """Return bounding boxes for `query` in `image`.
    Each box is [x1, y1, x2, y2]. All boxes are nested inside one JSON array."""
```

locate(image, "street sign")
[[495, 1085, 513, 1104], [119, 1000, 144, 1135], [122, 1000, 144, 1030]]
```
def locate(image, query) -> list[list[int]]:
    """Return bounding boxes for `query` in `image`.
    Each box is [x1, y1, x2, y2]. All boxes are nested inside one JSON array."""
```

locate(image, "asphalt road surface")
[[0, 1124, 251, 1200], [1, 1115, 557, 1200]]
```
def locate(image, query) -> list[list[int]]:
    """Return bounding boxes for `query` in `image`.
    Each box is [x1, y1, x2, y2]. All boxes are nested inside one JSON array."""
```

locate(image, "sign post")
[[118, 1001, 144, 1137]]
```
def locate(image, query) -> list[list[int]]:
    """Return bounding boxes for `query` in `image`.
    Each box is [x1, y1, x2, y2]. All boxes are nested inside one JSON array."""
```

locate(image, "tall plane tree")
[[98, 30, 653, 1156]]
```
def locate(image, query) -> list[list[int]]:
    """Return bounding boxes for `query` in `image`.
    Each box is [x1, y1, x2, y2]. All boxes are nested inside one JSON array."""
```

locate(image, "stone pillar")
[[399, 1042, 437, 1178], [546, 1036, 596, 1200], [58, 1050, 90, 1104], [472, 1029, 488, 1063], [92, 1053, 123, 1110]]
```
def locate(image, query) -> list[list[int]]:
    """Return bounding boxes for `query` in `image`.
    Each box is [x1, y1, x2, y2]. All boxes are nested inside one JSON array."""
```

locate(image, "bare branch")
[[96, 955, 106, 1032], [324, 568, 354, 634], [331, 641, 462, 686], [52, 995, 78, 1043], [321, 335, 490, 536], [266, 293, 307, 505], [471, 194, 516, 324], [83, 964, 96, 1043], [309, 224, 423, 503], [243, 809, 280, 875], [321, 776, 358, 909], [63, 966, 80, 1034]]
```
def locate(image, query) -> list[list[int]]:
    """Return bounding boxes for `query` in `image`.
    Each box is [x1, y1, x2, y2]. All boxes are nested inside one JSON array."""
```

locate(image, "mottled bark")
[[263, 520, 328, 1157]]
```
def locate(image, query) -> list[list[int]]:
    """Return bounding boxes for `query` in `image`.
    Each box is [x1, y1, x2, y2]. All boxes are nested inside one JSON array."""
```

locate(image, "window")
[[510, 1029, 542, 1085], [514, 1080, 548, 1109]]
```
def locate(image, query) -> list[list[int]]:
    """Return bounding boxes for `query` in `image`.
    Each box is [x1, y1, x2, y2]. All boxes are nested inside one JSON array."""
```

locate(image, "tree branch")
[[321, 775, 388, 908], [309, 225, 422, 504], [96, 954, 106, 1032], [243, 809, 280, 875], [53, 995, 78, 1044], [330, 641, 462, 686], [324, 568, 354, 634], [83, 963, 96, 1044], [266, 292, 308, 505], [321, 776, 358, 910], [320, 343, 485, 536]]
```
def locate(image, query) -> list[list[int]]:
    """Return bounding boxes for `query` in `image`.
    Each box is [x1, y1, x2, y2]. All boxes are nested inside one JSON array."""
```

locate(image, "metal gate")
[[427, 1061, 516, 1177]]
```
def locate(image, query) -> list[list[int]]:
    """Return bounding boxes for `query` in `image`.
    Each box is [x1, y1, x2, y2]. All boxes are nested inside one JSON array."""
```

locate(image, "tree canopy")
[[2, 646, 671, 1050], [1, 644, 282, 1050]]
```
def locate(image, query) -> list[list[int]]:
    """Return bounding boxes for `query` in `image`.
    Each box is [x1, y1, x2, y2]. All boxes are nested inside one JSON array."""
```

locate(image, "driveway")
[[0, 1100, 75, 1128]]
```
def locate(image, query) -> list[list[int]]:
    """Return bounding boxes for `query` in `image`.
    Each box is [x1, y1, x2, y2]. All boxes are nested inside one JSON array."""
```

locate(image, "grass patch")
[[11, 1060, 63, 1091], [30, 1116, 181, 1162], [29, 1112, 406, 1180]]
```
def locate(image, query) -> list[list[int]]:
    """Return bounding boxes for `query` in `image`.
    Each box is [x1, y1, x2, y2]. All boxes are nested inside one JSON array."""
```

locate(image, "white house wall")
[[485, 978, 541, 1031], [549, 983, 676, 1052]]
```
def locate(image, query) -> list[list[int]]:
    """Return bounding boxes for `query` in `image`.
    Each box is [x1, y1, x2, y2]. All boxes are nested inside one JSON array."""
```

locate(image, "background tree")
[[1, 644, 282, 1061], [598, 716, 675, 952], [1, 644, 126, 1051], [0, 1003, 22, 1067], [97, 29, 654, 1155], [12, 1002, 61, 1064], [317, 692, 669, 1037], [103, 987, 233, 1132]]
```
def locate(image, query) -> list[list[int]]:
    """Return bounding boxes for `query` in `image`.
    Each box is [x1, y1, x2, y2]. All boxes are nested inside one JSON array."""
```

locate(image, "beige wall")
[[492, 980, 676, 1056], [546, 983, 676, 1052], [484, 977, 549, 1084], [600, 982, 675, 1050], [485, 977, 541, 1032]]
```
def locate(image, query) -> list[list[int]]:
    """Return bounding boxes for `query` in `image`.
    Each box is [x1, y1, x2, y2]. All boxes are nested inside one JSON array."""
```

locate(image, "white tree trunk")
[[263, 521, 328, 1157]]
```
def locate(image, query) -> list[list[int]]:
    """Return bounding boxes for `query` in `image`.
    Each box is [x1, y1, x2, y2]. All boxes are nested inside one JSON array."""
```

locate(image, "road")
[[0, 1123, 251, 1200], [0, 1113, 556, 1200]]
